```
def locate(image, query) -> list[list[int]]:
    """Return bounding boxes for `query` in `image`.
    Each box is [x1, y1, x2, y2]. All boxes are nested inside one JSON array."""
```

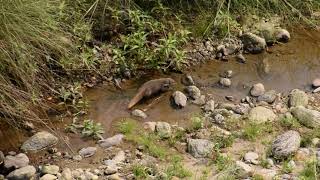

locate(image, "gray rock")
[[236, 54, 246, 63], [203, 100, 215, 112], [241, 33, 266, 54], [291, 106, 320, 128], [79, 147, 97, 158], [234, 103, 251, 115], [250, 83, 265, 97], [131, 109, 147, 119], [266, 158, 274, 167], [4, 153, 29, 169], [244, 152, 259, 165], [187, 139, 214, 158], [6, 165, 36, 180], [98, 134, 124, 148], [289, 89, 308, 107], [219, 78, 231, 87], [40, 174, 57, 180], [274, 29, 290, 43], [258, 90, 277, 103], [0, 151, 4, 165], [313, 87, 320, 93], [156, 122, 172, 138], [254, 168, 277, 180], [41, 165, 59, 175], [249, 106, 277, 123], [184, 86, 201, 100], [272, 130, 301, 158], [181, 75, 195, 86], [83, 171, 98, 180], [192, 95, 206, 106], [143, 122, 156, 132], [172, 91, 187, 107], [312, 78, 320, 87], [72, 155, 82, 161], [21, 131, 58, 151], [214, 114, 225, 124], [60, 168, 72, 180], [113, 151, 125, 163], [235, 161, 253, 174]]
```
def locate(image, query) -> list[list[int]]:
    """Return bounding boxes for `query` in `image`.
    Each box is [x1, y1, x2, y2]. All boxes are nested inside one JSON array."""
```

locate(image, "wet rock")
[[272, 130, 301, 159], [187, 139, 214, 158], [156, 122, 172, 138], [4, 153, 29, 169], [240, 33, 266, 54], [41, 165, 59, 175], [249, 106, 277, 123], [220, 70, 233, 78], [0, 151, 4, 165], [143, 122, 156, 132], [258, 90, 277, 103], [21, 131, 58, 151], [313, 87, 320, 93], [192, 95, 206, 105], [288, 89, 308, 107], [203, 100, 215, 112], [291, 106, 320, 128], [312, 78, 320, 87], [172, 91, 187, 107], [219, 78, 231, 87], [79, 147, 97, 158], [250, 83, 265, 97], [98, 134, 124, 148], [6, 165, 36, 180], [236, 54, 246, 63], [181, 75, 195, 86], [274, 28, 290, 43], [131, 109, 147, 119], [184, 86, 201, 100], [244, 152, 259, 165], [60, 168, 72, 180], [40, 174, 57, 180]]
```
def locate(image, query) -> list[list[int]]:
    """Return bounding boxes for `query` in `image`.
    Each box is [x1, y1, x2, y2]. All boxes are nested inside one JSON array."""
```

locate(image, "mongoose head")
[[161, 78, 176, 91]]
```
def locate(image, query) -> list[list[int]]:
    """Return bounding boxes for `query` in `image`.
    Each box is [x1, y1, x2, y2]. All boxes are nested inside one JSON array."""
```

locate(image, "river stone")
[[113, 150, 126, 163], [6, 165, 36, 180], [234, 103, 251, 115], [79, 147, 97, 158], [21, 131, 58, 152], [187, 139, 214, 158], [244, 152, 259, 165], [156, 122, 172, 138], [312, 78, 320, 87], [313, 87, 320, 93], [184, 86, 201, 100], [98, 134, 124, 148], [235, 161, 253, 174], [172, 91, 187, 107], [254, 169, 277, 180], [41, 165, 59, 175], [143, 122, 156, 132], [249, 106, 277, 123], [40, 174, 57, 180], [288, 89, 308, 107], [60, 168, 72, 180], [192, 95, 206, 106], [258, 90, 277, 103], [219, 78, 231, 87], [240, 33, 266, 54], [131, 109, 147, 119], [291, 106, 320, 128], [250, 83, 265, 97], [4, 153, 29, 169], [272, 130, 301, 159], [274, 28, 290, 43], [203, 100, 215, 112], [236, 54, 246, 63], [0, 151, 4, 165], [181, 75, 195, 86]]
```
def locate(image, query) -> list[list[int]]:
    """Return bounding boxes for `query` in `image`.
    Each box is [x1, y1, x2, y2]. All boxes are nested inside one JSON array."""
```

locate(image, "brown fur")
[[128, 78, 176, 109]]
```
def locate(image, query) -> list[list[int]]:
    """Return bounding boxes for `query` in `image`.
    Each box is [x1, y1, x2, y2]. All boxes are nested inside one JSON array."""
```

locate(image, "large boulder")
[[249, 106, 277, 123], [4, 153, 29, 169], [98, 134, 124, 148], [21, 131, 58, 151], [272, 131, 301, 159], [187, 139, 214, 158], [6, 165, 36, 180], [288, 89, 308, 107], [240, 33, 266, 54], [291, 106, 320, 128]]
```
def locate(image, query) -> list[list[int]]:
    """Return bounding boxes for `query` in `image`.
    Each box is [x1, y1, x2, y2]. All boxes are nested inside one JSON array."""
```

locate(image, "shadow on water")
[[1, 28, 320, 156]]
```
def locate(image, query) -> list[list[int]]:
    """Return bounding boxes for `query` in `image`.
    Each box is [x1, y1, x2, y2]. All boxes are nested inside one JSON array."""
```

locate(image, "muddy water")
[[1, 28, 320, 155]]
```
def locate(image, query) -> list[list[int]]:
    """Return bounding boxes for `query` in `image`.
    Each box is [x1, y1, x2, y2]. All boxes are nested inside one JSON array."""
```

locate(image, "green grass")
[[190, 115, 204, 131], [242, 122, 275, 141], [165, 155, 192, 179], [301, 128, 320, 147], [299, 159, 319, 180], [280, 117, 301, 130], [132, 164, 149, 179], [281, 160, 294, 174]]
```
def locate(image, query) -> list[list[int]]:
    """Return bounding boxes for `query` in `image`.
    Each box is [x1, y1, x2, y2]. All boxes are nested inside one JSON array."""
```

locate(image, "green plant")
[[132, 164, 149, 178], [213, 135, 235, 150], [191, 116, 204, 131], [117, 118, 138, 135], [281, 160, 294, 174], [168, 128, 185, 147], [165, 155, 192, 178], [299, 159, 318, 179], [214, 153, 233, 172], [301, 128, 320, 147], [242, 122, 275, 141], [81, 119, 105, 139], [280, 117, 301, 130], [252, 174, 264, 180]]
